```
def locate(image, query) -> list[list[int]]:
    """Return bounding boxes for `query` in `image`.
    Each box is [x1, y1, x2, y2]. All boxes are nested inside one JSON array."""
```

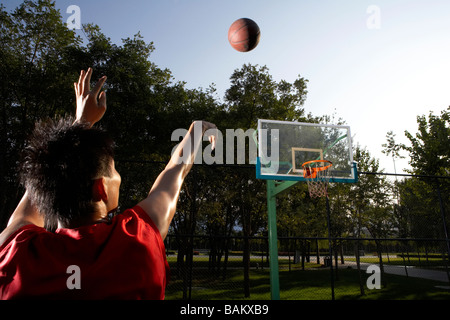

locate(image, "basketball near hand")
[[228, 18, 261, 52]]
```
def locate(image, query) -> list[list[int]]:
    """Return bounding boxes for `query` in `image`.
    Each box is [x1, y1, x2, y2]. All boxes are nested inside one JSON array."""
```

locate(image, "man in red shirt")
[[0, 68, 217, 299]]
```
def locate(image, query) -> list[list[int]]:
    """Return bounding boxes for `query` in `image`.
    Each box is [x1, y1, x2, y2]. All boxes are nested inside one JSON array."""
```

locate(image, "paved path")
[[301, 255, 450, 283], [335, 258, 450, 283], [354, 262, 449, 283]]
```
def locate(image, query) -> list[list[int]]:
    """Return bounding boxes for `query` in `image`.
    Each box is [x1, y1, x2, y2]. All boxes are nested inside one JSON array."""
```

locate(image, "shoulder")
[[118, 206, 162, 239], [91, 206, 167, 261], [0, 221, 44, 250]]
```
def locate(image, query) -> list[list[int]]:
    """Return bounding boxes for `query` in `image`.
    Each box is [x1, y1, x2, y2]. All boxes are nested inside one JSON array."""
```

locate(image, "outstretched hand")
[[74, 68, 107, 127]]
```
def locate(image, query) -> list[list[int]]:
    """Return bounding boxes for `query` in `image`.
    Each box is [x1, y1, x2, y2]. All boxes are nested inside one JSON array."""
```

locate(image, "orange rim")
[[302, 160, 332, 179]]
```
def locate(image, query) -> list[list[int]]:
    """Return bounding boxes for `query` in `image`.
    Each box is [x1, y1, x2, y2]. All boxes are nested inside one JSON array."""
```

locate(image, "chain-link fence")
[[159, 169, 450, 300], [114, 160, 450, 300], [164, 236, 450, 300]]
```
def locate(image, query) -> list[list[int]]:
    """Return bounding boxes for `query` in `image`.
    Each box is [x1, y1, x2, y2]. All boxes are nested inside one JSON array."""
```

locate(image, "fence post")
[[435, 180, 450, 284]]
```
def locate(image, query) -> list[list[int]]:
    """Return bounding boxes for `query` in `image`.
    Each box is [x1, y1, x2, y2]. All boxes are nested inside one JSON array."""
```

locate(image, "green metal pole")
[[325, 196, 335, 300], [267, 180, 280, 300]]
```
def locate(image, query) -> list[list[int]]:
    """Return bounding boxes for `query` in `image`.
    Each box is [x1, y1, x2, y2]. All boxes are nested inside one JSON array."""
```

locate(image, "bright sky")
[[4, 0, 450, 174]]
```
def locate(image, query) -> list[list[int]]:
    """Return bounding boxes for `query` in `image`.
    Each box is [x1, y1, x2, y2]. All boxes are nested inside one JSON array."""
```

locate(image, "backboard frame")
[[256, 119, 358, 183]]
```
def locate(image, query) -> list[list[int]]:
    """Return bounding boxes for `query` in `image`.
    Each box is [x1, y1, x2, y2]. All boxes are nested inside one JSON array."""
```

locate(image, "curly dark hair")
[[19, 116, 115, 229]]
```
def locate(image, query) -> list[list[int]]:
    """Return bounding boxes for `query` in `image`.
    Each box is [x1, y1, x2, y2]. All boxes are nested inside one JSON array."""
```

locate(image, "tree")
[[0, 0, 83, 227], [382, 131, 404, 165], [223, 63, 310, 297], [0, 0, 211, 229], [224, 63, 309, 128], [398, 108, 450, 252], [403, 107, 449, 223], [403, 107, 450, 177], [397, 178, 441, 238], [347, 146, 394, 292], [382, 130, 405, 203]]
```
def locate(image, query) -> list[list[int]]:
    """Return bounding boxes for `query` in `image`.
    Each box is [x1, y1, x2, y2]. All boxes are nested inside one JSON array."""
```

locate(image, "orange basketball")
[[228, 18, 261, 52]]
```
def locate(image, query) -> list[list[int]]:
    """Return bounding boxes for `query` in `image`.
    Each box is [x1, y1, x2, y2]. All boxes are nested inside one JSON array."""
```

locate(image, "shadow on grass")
[[165, 267, 450, 300]]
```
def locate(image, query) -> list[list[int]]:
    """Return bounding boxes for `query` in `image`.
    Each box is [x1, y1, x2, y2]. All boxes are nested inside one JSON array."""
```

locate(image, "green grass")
[[346, 256, 448, 270], [165, 258, 450, 300]]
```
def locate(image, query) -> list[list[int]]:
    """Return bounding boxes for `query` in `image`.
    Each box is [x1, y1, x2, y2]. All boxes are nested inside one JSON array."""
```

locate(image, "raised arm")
[[0, 191, 43, 247], [1, 68, 107, 246], [137, 121, 217, 240]]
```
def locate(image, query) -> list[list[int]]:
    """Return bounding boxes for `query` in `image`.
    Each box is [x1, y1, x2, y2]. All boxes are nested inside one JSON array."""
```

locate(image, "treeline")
[[1, 0, 313, 229], [1, 1, 449, 297]]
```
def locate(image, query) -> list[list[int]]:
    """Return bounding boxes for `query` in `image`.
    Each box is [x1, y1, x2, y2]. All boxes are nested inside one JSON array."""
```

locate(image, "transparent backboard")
[[256, 119, 357, 183]]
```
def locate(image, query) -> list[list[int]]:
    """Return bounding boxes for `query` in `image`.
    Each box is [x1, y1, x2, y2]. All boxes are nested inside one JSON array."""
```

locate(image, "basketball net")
[[302, 160, 333, 198]]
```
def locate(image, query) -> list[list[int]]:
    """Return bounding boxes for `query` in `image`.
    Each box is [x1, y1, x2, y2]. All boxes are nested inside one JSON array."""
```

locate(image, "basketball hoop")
[[302, 160, 332, 198]]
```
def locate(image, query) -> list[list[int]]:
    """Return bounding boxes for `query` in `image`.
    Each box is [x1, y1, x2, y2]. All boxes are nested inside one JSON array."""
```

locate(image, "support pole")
[[267, 180, 280, 300], [325, 196, 335, 300]]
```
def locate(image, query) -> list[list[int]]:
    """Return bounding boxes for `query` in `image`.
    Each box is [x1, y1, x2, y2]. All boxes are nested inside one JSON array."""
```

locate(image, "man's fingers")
[[91, 76, 107, 98], [210, 135, 216, 151], [99, 91, 107, 110], [205, 127, 218, 151], [78, 70, 84, 86], [84, 68, 93, 94], [77, 70, 85, 93]]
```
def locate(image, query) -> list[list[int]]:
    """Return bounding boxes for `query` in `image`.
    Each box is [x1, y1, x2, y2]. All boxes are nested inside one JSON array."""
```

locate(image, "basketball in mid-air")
[[228, 18, 261, 52]]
